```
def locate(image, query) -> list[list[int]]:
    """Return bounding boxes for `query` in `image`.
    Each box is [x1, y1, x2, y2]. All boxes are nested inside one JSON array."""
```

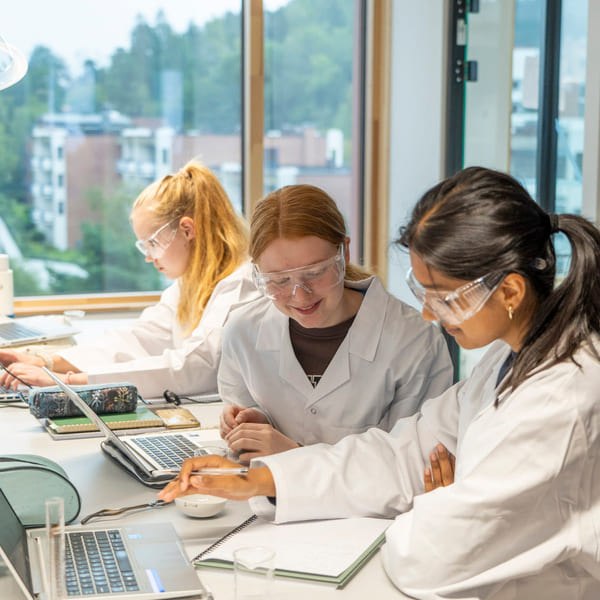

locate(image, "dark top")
[[289, 316, 356, 387], [496, 350, 517, 388]]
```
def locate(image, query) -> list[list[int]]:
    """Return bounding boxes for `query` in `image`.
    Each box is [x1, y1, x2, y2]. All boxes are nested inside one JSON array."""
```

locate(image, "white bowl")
[[174, 494, 227, 518]]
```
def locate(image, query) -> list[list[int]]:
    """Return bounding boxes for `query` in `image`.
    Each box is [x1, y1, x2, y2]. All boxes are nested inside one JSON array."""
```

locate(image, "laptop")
[[41, 369, 220, 486], [0, 316, 79, 347], [0, 487, 212, 599]]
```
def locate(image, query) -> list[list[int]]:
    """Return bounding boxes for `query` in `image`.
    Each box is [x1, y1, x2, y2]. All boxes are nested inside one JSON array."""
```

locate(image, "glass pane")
[[554, 0, 587, 275], [263, 0, 361, 260], [511, 0, 544, 200], [3, 2, 242, 297], [554, 0, 587, 215]]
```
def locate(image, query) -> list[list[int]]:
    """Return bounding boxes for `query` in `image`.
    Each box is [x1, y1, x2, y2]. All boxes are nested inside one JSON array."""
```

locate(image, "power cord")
[[162, 389, 220, 405]]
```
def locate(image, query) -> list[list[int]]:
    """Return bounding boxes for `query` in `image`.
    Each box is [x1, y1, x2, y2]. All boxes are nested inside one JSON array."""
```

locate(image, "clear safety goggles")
[[253, 248, 346, 300], [406, 267, 505, 325], [135, 218, 179, 260]]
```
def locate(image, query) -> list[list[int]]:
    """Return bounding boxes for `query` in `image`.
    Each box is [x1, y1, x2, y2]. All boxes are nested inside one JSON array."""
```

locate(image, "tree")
[[76, 186, 163, 293]]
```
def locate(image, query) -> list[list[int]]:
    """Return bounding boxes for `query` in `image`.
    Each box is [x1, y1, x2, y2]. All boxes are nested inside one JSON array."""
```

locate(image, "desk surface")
[[1, 400, 407, 600]]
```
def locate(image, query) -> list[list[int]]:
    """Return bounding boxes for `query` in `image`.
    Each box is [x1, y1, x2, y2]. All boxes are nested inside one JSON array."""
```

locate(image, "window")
[[4, 2, 243, 298]]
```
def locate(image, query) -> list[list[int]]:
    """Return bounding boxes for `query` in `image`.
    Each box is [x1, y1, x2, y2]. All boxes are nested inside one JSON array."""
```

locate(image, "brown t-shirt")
[[289, 316, 355, 387]]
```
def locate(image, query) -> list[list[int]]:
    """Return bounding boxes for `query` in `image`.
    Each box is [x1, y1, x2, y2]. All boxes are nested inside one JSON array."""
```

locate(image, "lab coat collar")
[[255, 276, 388, 399], [344, 276, 388, 361]]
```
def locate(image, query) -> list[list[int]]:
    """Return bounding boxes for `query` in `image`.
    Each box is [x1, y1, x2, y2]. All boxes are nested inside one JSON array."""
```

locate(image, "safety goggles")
[[135, 218, 179, 260], [406, 267, 505, 325], [253, 249, 346, 300]]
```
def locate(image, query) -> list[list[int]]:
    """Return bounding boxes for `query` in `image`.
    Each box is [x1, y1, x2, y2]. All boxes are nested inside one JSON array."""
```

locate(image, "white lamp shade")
[[0, 39, 28, 90]]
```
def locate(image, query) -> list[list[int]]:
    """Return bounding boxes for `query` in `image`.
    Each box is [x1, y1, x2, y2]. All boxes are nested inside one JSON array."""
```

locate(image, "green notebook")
[[46, 406, 163, 434], [193, 514, 391, 588]]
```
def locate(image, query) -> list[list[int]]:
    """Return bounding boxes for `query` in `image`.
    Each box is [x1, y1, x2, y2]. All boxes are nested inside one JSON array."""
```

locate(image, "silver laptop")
[[0, 488, 211, 599], [0, 316, 79, 347], [41, 369, 220, 483]]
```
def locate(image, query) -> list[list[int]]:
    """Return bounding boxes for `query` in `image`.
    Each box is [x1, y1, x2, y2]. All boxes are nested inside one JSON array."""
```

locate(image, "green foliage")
[[75, 186, 163, 293], [12, 264, 45, 296]]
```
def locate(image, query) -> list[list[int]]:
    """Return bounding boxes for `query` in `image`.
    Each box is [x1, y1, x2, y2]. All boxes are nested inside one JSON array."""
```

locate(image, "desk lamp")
[[0, 34, 28, 90]]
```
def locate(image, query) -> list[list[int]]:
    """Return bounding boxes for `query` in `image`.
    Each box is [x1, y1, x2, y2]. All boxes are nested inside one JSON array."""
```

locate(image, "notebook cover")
[[46, 406, 163, 434], [193, 515, 390, 588]]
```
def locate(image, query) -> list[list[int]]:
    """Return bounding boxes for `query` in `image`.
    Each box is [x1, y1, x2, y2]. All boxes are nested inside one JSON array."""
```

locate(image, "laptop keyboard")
[[128, 433, 200, 468], [65, 529, 139, 596], [0, 322, 40, 340]]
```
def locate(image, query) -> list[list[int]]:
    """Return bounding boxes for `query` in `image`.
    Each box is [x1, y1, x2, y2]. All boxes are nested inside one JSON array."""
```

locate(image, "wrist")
[[34, 351, 53, 370], [250, 466, 276, 498]]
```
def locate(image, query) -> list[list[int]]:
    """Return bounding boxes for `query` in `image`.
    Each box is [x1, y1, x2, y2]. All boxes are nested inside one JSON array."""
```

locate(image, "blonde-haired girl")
[[0, 161, 260, 398]]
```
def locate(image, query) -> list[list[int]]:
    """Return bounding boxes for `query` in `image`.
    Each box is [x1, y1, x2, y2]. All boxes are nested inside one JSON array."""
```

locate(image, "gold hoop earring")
[[507, 305, 514, 321]]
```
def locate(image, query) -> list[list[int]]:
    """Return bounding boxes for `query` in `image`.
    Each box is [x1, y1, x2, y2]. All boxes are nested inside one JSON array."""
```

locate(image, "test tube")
[[45, 497, 66, 600]]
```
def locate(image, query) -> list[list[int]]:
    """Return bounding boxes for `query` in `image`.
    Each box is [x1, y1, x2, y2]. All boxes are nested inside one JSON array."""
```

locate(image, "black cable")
[[162, 389, 220, 405]]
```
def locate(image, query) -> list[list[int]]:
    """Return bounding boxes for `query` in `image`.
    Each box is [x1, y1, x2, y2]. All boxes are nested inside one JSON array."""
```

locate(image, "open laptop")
[[0, 487, 212, 599], [41, 368, 221, 486], [0, 316, 79, 347]]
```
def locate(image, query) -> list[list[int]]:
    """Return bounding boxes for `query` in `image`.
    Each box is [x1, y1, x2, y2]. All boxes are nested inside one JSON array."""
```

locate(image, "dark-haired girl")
[[160, 166, 600, 600]]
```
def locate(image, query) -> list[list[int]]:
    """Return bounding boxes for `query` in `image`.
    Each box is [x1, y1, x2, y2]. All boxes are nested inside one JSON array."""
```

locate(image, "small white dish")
[[174, 494, 227, 518]]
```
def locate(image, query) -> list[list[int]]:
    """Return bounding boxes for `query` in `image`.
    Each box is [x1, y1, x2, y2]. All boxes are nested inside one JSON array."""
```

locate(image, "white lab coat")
[[219, 276, 453, 445], [249, 339, 600, 600], [59, 262, 260, 399]]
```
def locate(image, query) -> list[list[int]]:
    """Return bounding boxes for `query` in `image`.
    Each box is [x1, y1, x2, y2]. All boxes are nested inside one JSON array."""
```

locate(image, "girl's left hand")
[[424, 444, 456, 492]]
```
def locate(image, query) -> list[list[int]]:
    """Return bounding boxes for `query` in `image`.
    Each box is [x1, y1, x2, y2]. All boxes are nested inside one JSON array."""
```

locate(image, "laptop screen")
[[0, 489, 32, 594]]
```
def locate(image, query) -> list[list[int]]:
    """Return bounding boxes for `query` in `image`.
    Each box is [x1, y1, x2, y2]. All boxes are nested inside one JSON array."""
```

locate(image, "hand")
[[225, 423, 300, 464], [424, 444, 456, 492], [157, 455, 276, 502], [0, 349, 43, 368], [0, 363, 55, 390], [220, 405, 269, 438]]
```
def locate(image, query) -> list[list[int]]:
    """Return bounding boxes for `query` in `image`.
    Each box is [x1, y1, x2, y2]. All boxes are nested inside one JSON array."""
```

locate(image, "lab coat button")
[[310, 407, 317, 414]]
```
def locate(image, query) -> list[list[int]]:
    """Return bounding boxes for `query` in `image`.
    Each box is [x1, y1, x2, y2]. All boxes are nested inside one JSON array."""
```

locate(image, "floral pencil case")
[[28, 382, 138, 418]]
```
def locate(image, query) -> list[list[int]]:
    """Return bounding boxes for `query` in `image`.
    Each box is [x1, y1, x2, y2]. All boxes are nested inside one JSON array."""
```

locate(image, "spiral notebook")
[[193, 514, 392, 588]]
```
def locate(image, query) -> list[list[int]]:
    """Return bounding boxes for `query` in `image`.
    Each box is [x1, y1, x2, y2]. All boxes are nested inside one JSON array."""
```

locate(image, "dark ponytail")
[[397, 166, 600, 393]]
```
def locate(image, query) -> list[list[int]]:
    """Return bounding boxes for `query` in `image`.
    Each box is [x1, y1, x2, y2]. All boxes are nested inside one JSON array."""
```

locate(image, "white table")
[[1, 401, 406, 600]]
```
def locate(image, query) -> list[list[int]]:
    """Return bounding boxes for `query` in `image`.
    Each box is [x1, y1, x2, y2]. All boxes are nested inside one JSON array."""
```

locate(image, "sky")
[[5, 0, 288, 76]]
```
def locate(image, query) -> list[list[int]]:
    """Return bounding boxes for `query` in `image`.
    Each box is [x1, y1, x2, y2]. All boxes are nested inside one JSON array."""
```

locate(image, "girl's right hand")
[[157, 455, 276, 502], [219, 405, 269, 438], [0, 363, 55, 389], [220, 405, 243, 438]]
